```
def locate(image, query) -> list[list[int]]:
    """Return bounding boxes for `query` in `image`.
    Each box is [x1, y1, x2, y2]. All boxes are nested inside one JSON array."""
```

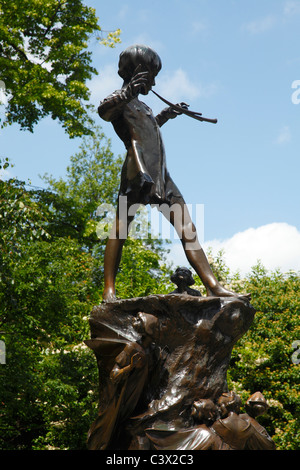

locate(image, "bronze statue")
[[98, 44, 248, 302], [86, 46, 275, 451], [170, 267, 202, 297]]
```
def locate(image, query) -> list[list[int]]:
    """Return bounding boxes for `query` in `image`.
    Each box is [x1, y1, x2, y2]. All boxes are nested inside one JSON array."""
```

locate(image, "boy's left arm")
[[155, 103, 189, 127]]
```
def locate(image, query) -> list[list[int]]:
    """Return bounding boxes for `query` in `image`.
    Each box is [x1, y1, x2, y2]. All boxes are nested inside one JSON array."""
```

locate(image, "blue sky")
[[1, 0, 300, 275]]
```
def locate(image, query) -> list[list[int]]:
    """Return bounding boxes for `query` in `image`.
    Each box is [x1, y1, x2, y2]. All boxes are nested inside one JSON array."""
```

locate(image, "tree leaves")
[[0, 0, 121, 137], [226, 262, 300, 450]]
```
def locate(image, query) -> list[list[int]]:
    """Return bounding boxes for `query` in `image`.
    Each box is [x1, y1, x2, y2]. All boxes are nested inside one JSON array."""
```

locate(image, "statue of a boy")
[[98, 44, 243, 301]]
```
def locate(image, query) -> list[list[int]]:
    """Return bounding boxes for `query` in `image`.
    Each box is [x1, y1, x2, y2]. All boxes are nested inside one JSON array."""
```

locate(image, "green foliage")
[[116, 237, 172, 299], [99, 28, 121, 48], [31, 347, 99, 450], [42, 126, 123, 216], [0, 166, 100, 448], [0, 132, 172, 449], [218, 261, 300, 450], [0, 0, 121, 137], [0, 236, 99, 449]]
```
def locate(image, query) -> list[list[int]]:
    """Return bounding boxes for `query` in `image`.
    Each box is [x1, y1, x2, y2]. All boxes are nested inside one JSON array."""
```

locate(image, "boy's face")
[[139, 67, 157, 95]]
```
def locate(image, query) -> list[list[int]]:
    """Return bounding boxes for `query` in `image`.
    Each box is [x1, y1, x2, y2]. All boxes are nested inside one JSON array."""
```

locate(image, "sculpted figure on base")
[[98, 44, 249, 302]]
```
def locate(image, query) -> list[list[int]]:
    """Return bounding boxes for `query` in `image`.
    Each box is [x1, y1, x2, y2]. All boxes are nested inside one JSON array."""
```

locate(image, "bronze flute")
[[151, 89, 218, 124]]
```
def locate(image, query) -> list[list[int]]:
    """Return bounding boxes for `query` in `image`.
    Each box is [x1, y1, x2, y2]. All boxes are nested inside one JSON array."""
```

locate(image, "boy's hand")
[[126, 66, 150, 98], [164, 102, 190, 119]]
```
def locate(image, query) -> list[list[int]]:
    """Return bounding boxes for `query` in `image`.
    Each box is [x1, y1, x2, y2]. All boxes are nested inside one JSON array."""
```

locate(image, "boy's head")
[[118, 44, 162, 82]]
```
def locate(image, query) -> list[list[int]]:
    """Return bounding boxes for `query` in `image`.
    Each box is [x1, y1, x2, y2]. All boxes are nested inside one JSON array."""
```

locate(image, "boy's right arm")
[[98, 69, 149, 122], [98, 89, 131, 122]]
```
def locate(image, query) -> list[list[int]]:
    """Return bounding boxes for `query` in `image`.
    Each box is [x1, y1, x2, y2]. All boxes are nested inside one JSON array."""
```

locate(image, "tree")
[[0, 131, 172, 449], [0, 0, 121, 137], [0, 161, 98, 449], [42, 126, 123, 228], [228, 263, 300, 450], [0, 237, 99, 449]]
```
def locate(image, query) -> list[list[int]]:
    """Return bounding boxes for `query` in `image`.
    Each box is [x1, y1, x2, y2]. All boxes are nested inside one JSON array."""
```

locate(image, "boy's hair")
[[118, 44, 162, 82]]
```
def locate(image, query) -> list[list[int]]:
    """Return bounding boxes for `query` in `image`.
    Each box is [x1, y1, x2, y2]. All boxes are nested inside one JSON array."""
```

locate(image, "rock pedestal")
[[85, 292, 275, 450]]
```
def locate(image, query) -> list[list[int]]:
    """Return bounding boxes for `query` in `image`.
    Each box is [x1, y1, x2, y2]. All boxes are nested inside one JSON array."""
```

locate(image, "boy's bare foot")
[[102, 287, 117, 302], [206, 284, 251, 300]]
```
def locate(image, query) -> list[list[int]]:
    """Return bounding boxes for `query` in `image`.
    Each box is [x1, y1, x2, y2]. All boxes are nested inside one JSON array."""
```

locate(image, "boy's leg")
[[103, 237, 126, 302], [103, 199, 139, 301], [159, 199, 245, 298]]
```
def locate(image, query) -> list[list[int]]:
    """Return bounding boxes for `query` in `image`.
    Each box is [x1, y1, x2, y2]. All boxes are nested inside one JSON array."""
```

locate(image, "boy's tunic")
[[98, 90, 183, 206]]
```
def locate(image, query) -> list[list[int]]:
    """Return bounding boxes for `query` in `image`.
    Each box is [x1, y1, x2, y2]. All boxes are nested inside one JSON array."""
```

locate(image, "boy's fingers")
[[132, 73, 149, 84], [133, 76, 148, 84], [180, 102, 190, 109]]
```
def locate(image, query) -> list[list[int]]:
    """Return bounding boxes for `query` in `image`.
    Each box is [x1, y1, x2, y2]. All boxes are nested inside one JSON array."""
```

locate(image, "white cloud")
[[0, 94, 8, 109], [166, 223, 300, 276], [157, 68, 217, 103], [243, 15, 276, 34], [242, 3, 300, 35], [276, 125, 291, 144], [0, 167, 11, 180]]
